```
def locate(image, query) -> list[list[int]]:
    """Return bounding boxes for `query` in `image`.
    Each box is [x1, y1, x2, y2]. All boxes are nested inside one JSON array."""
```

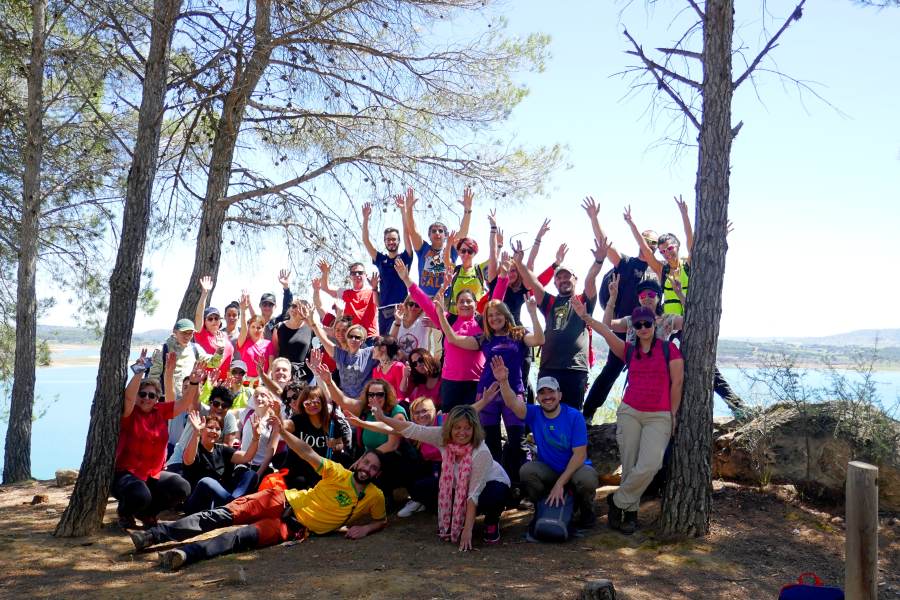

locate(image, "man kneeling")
[[130, 415, 386, 570]]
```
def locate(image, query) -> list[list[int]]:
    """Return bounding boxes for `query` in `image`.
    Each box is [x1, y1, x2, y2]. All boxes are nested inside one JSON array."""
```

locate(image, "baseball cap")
[[555, 264, 577, 278], [631, 306, 656, 323], [204, 307, 221, 318], [174, 318, 195, 332], [230, 360, 248, 374], [636, 279, 663, 295], [536, 376, 560, 392], [259, 293, 276, 305]]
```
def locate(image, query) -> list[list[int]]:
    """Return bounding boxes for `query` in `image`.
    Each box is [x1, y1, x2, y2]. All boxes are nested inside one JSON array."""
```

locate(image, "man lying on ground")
[[130, 415, 387, 571]]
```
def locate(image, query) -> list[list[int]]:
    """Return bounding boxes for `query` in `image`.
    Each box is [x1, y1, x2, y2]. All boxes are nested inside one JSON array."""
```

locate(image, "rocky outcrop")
[[55, 469, 78, 487], [586, 402, 900, 511]]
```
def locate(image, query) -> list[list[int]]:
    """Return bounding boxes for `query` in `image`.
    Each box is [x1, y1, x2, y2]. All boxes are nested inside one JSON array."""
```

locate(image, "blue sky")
[[41, 0, 900, 339]]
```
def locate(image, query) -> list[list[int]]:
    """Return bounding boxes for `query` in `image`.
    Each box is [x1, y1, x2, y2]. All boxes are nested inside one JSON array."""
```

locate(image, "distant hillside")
[[37, 325, 170, 346], [730, 329, 900, 349]]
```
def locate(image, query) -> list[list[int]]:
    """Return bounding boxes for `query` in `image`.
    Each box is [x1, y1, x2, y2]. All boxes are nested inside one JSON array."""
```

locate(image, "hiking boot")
[[483, 523, 501, 544], [117, 515, 137, 531], [397, 500, 425, 518], [139, 515, 158, 529], [606, 494, 622, 530], [620, 511, 638, 535], [158, 549, 187, 571], [576, 509, 597, 529], [129, 529, 155, 551]]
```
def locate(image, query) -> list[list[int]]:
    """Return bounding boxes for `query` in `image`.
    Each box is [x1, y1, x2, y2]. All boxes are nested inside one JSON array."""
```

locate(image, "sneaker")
[[158, 549, 187, 571], [606, 494, 622, 531], [620, 511, 638, 536], [397, 500, 425, 518], [129, 529, 155, 551], [483, 523, 501, 544]]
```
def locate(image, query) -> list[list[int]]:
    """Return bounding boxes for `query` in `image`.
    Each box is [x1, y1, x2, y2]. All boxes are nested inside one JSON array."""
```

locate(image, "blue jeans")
[[184, 469, 258, 514]]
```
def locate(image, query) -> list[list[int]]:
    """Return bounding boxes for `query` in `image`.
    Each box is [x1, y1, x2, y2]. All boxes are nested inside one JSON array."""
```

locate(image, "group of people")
[[116, 190, 739, 570]]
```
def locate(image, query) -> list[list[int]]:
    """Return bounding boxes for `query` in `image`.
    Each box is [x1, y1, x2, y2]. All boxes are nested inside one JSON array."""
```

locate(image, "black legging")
[[483, 424, 526, 485], [112, 470, 191, 520]]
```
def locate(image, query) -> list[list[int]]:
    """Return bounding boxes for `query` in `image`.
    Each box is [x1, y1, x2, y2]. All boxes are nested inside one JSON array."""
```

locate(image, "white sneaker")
[[398, 500, 425, 518]]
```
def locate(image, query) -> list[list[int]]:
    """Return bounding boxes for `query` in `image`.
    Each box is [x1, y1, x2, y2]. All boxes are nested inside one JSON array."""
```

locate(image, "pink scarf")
[[437, 442, 473, 543]]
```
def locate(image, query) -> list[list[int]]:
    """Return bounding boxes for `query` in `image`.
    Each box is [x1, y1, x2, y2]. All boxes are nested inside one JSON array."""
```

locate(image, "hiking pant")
[[483, 424, 526, 486], [183, 469, 258, 514], [613, 403, 671, 512], [440, 379, 478, 412], [149, 488, 293, 566], [520, 460, 598, 518], [536, 368, 588, 410], [112, 470, 190, 520], [477, 480, 511, 527], [582, 337, 627, 422]]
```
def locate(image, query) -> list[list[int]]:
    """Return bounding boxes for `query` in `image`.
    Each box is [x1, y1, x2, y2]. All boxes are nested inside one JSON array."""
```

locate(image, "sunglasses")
[[429, 228, 445, 234], [303, 398, 321, 405], [458, 247, 475, 255], [350, 271, 365, 276], [286, 392, 299, 401], [137, 391, 158, 400], [660, 246, 678, 254], [231, 371, 246, 377], [206, 315, 220, 321], [210, 399, 228, 409], [261, 302, 276, 307], [367, 390, 386, 398], [410, 357, 426, 366], [290, 303, 302, 309], [347, 334, 364, 341], [633, 320, 654, 330], [405, 301, 419, 308], [638, 291, 658, 300], [644, 239, 658, 247]]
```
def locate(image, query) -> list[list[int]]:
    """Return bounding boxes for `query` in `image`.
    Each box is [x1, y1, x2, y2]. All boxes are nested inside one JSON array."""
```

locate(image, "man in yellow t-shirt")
[[130, 416, 387, 571]]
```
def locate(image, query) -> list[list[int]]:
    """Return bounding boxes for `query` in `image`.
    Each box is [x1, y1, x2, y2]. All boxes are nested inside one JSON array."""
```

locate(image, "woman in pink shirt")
[[401, 348, 442, 407], [574, 301, 683, 536], [394, 258, 507, 412], [237, 292, 274, 380], [371, 335, 405, 395], [193, 276, 233, 380]]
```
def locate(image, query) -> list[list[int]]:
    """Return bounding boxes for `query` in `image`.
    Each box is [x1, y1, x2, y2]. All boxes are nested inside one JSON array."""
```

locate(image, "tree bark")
[[659, 0, 734, 537], [54, 0, 182, 537], [3, 0, 46, 484], [176, 0, 273, 318]]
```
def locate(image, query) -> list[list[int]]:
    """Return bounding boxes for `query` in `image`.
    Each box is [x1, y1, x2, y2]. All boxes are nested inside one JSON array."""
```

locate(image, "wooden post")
[[845, 461, 878, 600]]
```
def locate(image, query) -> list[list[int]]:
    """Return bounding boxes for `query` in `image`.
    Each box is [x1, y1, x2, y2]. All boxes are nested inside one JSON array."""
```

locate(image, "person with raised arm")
[[571, 297, 683, 535], [348, 400, 510, 549], [271, 297, 316, 383], [165, 385, 240, 474], [237, 386, 282, 476], [113, 350, 193, 530], [491, 354, 599, 529], [442, 230, 489, 315], [192, 276, 233, 380], [180, 410, 261, 513], [389, 295, 433, 360], [236, 290, 274, 381], [316, 259, 379, 341], [434, 293, 544, 486], [401, 348, 442, 407], [255, 269, 294, 341], [395, 256, 508, 411], [404, 186, 474, 297], [363, 195, 415, 335], [512, 232, 607, 410], [130, 414, 387, 571]]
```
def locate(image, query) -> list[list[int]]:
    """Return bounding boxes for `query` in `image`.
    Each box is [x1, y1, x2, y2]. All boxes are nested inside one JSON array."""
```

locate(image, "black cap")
[[260, 293, 276, 305], [636, 279, 663, 295]]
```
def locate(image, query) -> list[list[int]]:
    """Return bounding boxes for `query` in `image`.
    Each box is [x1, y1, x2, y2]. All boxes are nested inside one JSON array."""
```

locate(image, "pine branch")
[[733, 1, 805, 90]]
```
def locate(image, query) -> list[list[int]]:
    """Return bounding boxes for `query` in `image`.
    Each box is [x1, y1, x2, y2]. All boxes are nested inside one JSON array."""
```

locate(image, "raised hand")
[[362, 202, 373, 220], [306, 347, 323, 371], [607, 273, 620, 297], [498, 252, 511, 277], [592, 236, 609, 261], [512, 239, 525, 262], [460, 186, 474, 210], [674, 194, 688, 215], [440, 270, 453, 292], [317, 260, 330, 276], [188, 410, 204, 432], [392, 193, 405, 211], [669, 273, 683, 296], [254, 356, 266, 377], [311, 277, 321, 292], [394, 302, 406, 322], [535, 217, 551, 241], [623, 205, 633, 224], [298, 303, 311, 322], [394, 257, 410, 284], [432, 296, 446, 313], [266, 414, 283, 435], [483, 381, 501, 402], [525, 295, 538, 313], [133, 348, 148, 369], [252, 414, 264, 439], [487, 208, 498, 229], [581, 196, 599, 219], [495, 228, 504, 250], [370, 403, 385, 421], [570, 295, 588, 319], [368, 271, 380, 291], [190, 360, 208, 383], [447, 229, 459, 248], [199, 275, 213, 293], [312, 361, 332, 386], [165, 349, 177, 371], [239, 291, 251, 310], [490, 355, 509, 382], [279, 269, 291, 289], [555, 243, 569, 265]]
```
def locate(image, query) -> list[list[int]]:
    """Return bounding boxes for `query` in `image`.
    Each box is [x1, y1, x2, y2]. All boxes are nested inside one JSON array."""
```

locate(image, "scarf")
[[437, 442, 474, 543]]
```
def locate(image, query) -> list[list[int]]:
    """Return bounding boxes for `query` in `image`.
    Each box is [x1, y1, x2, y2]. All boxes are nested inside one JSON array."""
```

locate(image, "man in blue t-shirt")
[[493, 357, 599, 528], [361, 199, 413, 334], [401, 186, 473, 297]]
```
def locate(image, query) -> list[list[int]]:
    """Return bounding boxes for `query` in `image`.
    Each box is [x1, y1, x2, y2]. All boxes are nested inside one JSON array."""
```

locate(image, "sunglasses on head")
[[210, 399, 228, 409], [138, 391, 158, 400], [638, 291, 658, 299], [347, 334, 363, 341], [367, 390, 386, 398], [633, 320, 654, 330]]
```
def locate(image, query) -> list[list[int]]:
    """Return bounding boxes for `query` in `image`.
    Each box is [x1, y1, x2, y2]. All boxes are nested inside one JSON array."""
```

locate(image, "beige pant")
[[613, 403, 672, 512], [520, 460, 599, 512]]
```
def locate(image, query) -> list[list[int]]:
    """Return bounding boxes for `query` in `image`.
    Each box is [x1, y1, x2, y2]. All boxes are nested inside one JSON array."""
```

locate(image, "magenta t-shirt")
[[372, 361, 405, 397], [237, 337, 274, 378], [194, 328, 233, 380], [622, 340, 682, 412]]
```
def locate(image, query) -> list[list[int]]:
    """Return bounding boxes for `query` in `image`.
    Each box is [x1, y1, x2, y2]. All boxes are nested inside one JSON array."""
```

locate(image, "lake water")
[[2, 348, 899, 479]]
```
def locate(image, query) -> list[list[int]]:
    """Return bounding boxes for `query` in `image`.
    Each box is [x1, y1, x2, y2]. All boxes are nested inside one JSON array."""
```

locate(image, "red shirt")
[[340, 287, 378, 338], [194, 328, 233, 380], [622, 340, 682, 412], [372, 361, 405, 397], [403, 380, 442, 407], [115, 401, 175, 480]]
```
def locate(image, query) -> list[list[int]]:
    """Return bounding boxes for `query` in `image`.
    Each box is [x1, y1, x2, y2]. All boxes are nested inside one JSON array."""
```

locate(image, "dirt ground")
[[1, 479, 897, 600]]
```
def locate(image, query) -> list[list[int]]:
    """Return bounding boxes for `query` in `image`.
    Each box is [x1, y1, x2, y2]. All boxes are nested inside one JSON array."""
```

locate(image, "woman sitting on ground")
[[238, 386, 282, 476], [349, 403, 510, 549], [112, 350, 193, 529], [281, 384, 352, 489], [181, 411, 262, 513], [573, 300, 683, 536], [166, 385, 240, 474], [401, 348, 441, 408]]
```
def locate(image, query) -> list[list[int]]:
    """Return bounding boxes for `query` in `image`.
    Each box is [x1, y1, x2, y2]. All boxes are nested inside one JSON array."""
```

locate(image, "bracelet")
[[534, 240, 541, 244], [189, 381, 200, 386], [464, 209, 472, 214], [490, 226, 497, 231], [594, 259, 604, 265]]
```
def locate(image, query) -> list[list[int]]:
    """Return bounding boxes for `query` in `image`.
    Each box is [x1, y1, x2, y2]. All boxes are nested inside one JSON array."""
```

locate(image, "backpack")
[[451, 263, 487, 311], [779, 573, 844, 600], [528, 491, 575, 543], [599, 268, 617, 311]]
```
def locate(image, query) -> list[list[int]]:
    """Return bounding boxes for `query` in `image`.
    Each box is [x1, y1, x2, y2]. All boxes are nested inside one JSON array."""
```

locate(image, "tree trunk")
[[176, 0, 273, 319], [659, 0, 734, 537], [54, 0, 182, 537], [3, 0, 46, 485]]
